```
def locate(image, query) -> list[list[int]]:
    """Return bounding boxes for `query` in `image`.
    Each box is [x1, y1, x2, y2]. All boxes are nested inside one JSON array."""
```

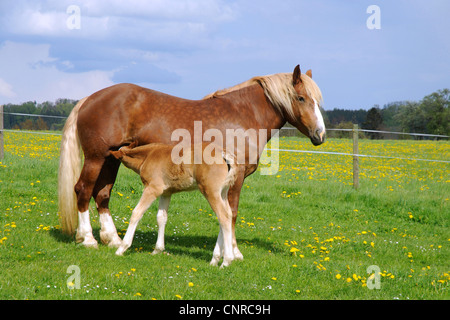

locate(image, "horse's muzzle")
[[310, 129, 326, 146]]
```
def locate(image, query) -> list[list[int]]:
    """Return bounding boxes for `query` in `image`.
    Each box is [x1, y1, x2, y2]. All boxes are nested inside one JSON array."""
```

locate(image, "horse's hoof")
[[77, 236, 98, 249], [107, 237, 123, 248]]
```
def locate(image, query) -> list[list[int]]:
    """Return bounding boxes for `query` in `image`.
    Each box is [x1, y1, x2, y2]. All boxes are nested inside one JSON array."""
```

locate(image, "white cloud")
[[0, 0, 237, 41], [0, 41, 114, 104], [0, 78, 16, 99], [83, 0, 236, 21], [0, 1, 448, 108]]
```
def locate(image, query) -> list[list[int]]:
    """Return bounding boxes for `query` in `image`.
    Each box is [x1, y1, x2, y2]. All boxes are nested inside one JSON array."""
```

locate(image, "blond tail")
[[58, 97, 88, 236]]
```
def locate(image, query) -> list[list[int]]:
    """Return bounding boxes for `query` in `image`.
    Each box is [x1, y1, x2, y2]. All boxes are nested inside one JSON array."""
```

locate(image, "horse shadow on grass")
[[51, 228, 281, 263], [120, 229, 283, 262]]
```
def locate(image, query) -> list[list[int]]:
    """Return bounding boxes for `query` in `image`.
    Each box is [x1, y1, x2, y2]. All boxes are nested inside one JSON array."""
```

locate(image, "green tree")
[[420, 89, 449, 136], [394, 101, 426, 137], [363, 106, 383, 139]]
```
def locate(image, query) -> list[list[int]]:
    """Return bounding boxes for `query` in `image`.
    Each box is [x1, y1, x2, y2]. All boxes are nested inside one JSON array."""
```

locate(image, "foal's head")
[[289, 65, 326, 146]]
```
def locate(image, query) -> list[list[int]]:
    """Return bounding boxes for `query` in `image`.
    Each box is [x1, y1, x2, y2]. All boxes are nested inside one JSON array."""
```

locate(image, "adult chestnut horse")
[[58, 65, 325, 260]]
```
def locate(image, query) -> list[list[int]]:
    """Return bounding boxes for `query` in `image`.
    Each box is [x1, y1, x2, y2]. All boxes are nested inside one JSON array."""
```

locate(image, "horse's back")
[[75, 82, 240, 158], [76, 84, 186, 154]]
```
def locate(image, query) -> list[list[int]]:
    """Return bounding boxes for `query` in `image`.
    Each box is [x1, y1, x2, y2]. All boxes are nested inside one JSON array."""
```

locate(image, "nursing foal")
[[110, 142, 240, 268]]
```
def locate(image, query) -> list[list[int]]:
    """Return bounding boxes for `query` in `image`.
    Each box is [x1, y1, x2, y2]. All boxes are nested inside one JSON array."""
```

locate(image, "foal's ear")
[[129, 141, 138, 149], [293, 65, 302, 85], [306, 69, 312, 78], [110, 150, 123, 160]]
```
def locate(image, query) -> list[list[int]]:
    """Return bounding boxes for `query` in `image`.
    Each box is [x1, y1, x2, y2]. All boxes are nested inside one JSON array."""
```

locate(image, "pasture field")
[[0, 131, 449, 300]]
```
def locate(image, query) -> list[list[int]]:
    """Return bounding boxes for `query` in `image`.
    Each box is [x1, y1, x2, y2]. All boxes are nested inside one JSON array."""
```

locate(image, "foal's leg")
[[115, 186, 159, 256], [74, 158, 105, 248], [210, 228, 223, 267], [227, 171, 245, 261], [152, 195, 171, 255], [93, 156, 122, 247], [206, 193, 234, 268]]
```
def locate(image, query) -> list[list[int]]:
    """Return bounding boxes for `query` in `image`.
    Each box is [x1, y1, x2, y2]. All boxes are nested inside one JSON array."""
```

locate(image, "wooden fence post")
[[0, 105, 3, 159], [353, 123, 359, 189]]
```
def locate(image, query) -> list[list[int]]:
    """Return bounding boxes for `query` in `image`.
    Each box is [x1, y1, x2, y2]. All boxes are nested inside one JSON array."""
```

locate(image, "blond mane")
[[203, 72, 323, 118]]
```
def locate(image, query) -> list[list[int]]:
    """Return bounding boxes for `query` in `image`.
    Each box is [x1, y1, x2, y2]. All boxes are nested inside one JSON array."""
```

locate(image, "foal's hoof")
[[115, 247, 126, 256], [151, 248, 163, 255], [210, 259, 219, 267], [220, 260, 232, 269], [233, 248, 244, 261]]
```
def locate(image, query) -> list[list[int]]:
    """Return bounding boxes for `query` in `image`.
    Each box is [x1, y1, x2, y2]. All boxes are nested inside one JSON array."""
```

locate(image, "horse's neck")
[[221, 84, 286, 134], [219, 84, 286, 158]]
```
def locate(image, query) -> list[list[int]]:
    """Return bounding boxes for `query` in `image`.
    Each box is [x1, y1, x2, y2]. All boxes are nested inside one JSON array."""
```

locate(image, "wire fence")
[[1, 111, 449, 138], [266, 148, 450, 164], [1, 109, 449, 188], [281, 127, 450, 139]]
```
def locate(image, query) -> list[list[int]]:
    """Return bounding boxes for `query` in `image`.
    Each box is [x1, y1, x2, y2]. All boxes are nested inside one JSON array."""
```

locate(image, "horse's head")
[[287, 65, 326, 146]]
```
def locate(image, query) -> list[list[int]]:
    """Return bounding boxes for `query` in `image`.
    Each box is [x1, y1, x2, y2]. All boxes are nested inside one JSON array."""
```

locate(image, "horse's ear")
[[293, 65, 302, 85], [306, 69, 312, 78]]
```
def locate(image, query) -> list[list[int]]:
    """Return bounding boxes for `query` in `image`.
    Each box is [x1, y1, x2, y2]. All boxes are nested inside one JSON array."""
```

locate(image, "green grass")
[[0, 132, 449, 300]]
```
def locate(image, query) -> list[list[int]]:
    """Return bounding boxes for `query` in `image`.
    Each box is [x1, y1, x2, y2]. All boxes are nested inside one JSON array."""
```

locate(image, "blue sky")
[[0, 0, 448, 110]]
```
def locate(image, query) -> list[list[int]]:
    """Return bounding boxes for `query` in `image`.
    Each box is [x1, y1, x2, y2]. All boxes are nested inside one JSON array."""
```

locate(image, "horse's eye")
[[297, 96, 305, 102]]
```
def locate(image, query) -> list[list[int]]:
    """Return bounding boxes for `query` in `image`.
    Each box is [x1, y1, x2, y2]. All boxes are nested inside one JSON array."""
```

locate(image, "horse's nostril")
[[315, 129, 325, 142]]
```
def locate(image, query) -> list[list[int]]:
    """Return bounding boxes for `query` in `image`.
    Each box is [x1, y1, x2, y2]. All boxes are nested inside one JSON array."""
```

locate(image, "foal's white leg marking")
[[210, 187, 240, 267], [217, 199, 234, 268], [152, 195, 171, 255], [76, 210, 98, 248], [232, 240, 244, 261], [210, 228, 223, 266], [99, 212, 122, 248], [220, 218, 234, 268], [116, 188, 156, 256]]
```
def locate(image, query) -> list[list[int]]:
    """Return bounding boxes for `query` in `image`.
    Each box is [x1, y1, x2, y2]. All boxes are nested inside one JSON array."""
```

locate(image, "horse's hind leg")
[[74, 158, 105, 248], [93, 156, 122, 248]]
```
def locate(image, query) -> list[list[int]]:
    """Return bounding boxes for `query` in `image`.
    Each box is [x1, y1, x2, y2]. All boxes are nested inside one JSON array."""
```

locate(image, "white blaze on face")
[[314, 99, 326, 141]]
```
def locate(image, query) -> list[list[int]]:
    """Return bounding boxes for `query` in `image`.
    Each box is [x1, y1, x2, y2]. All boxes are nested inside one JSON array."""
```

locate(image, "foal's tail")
[[58, 97, 88, 236], [222, 151, 238, 190]]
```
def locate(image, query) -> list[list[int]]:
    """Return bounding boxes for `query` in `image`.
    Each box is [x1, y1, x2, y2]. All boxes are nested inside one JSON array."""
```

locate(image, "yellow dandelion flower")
[[290, 247, 299, 253]]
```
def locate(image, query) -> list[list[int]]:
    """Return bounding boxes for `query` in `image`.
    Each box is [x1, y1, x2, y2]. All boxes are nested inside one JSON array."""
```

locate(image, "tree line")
[[324, 88, 449, 139], [2, 88, 449, 139], [2, 99, 77, 131]]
